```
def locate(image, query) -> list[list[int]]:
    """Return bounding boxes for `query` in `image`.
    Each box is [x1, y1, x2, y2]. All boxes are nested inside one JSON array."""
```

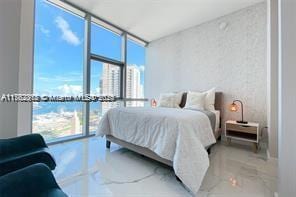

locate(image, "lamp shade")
[[229, 103, 238, 112], [229, 100, 248, 124]]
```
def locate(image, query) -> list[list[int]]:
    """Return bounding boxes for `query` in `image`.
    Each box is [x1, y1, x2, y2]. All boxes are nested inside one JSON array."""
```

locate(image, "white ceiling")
[[67, 0, 264, 42]]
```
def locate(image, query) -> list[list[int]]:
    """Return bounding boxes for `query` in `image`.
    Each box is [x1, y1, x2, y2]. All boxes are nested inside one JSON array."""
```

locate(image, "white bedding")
[[212, 110, 220, 132], [97, 107, 216, 195]]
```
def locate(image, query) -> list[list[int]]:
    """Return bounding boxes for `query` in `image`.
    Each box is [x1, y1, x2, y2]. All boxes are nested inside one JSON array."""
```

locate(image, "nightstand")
[[225, 120, 259, 152]]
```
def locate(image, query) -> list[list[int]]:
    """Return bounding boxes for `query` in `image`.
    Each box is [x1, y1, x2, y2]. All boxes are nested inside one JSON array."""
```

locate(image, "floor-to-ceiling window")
[[89, 21, 124, 133], [33, 0, 84, 141], [33, 0, 146, 142], [126, 37, 146, 107]]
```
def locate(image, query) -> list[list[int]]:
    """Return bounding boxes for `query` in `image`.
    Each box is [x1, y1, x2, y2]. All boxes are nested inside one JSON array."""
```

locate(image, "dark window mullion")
[[83, 14, 91, 137], [90, 54, 124, 99], [90, 54, 123, 66], [122, 33, 127, 106]]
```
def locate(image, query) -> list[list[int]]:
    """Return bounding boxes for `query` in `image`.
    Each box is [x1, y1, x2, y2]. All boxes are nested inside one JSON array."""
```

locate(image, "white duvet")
[[97, 107, 216, 195]]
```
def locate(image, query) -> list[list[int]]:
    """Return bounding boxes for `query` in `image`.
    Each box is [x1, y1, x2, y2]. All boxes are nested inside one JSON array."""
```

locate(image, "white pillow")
[[204, 88, 216, 111], [184, 91, 206, 110], [158, 93, 183, 108]]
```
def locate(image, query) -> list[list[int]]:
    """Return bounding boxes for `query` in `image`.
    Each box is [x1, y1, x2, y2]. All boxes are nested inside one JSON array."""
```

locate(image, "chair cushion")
[[40, 189, 68, 197], [0, 163, 67, 197], [0, 148, 56, 176]]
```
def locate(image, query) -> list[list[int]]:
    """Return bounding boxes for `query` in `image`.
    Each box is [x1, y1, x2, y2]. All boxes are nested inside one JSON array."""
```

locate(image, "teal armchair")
[[0, 134, 56, 176], [0, 163, 67, 197]]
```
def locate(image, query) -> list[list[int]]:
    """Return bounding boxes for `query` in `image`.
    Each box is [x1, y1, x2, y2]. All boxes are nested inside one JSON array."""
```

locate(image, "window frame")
[[33, 0, 148, 144], [32, 0, 86, 143]]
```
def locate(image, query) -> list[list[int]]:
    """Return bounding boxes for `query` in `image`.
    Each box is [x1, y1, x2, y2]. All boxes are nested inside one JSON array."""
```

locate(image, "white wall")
[[0, 0, 22, 138], [17, 0, 35, 136], [0, 0, 34, 138], [267, 0, 278, 158], [278, 0, 296, 195], [146, 3, 267, 130]]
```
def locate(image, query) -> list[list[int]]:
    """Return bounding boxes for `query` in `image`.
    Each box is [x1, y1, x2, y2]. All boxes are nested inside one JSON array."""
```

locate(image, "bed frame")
[[105, 92, 223, 167]]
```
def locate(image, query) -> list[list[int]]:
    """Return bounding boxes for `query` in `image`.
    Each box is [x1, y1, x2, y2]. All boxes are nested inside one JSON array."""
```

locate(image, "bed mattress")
[[97, 107, 217, 194]]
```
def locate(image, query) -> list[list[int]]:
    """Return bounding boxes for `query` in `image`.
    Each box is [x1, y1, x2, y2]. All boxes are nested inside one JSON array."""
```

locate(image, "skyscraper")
[[99, 63, 144, 115], [126, 65, 144, 107], [100, 63, 121, 114]]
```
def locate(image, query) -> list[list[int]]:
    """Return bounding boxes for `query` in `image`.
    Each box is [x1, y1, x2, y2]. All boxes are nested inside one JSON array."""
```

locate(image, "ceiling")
[[66, 0, 264, 42]]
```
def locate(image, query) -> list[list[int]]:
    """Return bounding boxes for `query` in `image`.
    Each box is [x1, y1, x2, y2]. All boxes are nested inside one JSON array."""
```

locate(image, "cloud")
[[40, 26, 50, 37], [138, 65, 145, 72], [33, 102, 42, 110], [90, 87, 101, 95], [55, 16, 81, 46], [36, 24, 50, 37], [56, 84, 83, 96], [37, 72, 83, 83], [34, 89, 52, 97], [95, 87, 101, 95], [128, 64, 145, 72], [34, 84, 83, 97]]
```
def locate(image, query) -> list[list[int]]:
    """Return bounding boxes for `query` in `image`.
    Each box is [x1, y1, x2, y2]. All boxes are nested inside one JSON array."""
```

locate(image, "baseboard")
[[267, 149, 278, 161]]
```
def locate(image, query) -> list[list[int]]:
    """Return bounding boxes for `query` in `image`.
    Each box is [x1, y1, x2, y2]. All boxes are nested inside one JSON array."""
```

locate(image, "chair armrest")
[[0, 163, 60, 196], [0, 134, 47, 157]]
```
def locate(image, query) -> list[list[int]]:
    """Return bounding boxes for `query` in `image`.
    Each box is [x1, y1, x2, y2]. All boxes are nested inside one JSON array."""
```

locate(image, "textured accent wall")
[[146, 3, 267, 129]]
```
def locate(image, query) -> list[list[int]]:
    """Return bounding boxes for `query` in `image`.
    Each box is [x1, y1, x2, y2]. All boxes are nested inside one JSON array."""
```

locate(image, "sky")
[[34, 0, 145, 97]]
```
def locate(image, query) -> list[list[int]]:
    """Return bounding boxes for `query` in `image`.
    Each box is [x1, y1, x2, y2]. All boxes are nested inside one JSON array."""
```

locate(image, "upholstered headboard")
[[214, 92, 223, 112], [180, 92, 223, 129], [179, 92, 223, 112]]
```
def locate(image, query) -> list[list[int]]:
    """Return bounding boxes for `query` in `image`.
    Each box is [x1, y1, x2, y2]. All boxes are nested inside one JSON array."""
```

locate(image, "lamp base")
[[236, 120, 248, 124]]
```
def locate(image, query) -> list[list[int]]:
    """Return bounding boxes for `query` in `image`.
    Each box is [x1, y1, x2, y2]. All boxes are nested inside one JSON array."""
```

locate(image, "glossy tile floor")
[[49, 137, 277, 197]]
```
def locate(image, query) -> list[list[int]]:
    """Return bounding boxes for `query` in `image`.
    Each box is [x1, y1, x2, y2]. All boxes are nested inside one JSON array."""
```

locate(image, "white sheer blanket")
[[97, 107, 216, 194]]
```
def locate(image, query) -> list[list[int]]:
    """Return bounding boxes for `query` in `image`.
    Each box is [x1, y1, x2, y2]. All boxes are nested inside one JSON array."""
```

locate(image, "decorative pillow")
[[184, 91, 206, 110], [158, 93, 183, 108], [204, 88, 216, 111]]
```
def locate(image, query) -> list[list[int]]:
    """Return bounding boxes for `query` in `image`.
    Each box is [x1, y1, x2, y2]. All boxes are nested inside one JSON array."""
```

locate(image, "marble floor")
[[49, 137, 277, 197]]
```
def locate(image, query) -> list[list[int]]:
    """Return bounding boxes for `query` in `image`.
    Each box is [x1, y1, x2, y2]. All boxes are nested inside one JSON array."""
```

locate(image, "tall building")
[[99, 63, 144, 114], [100, 63, 121, 114], [126, 65, 144, 107]]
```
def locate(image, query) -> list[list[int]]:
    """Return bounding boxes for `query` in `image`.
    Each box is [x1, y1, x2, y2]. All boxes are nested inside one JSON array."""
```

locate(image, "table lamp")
[[229, 100, 248, 124]]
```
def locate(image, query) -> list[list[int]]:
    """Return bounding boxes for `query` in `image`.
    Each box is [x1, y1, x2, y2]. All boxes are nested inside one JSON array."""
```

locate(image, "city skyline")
[[32, 62, 145, 140], [101, 63, 144, 115]]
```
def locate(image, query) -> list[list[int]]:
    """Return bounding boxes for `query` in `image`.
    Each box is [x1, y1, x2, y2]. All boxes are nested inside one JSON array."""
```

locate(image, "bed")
[[97, 92, 223, 194]]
